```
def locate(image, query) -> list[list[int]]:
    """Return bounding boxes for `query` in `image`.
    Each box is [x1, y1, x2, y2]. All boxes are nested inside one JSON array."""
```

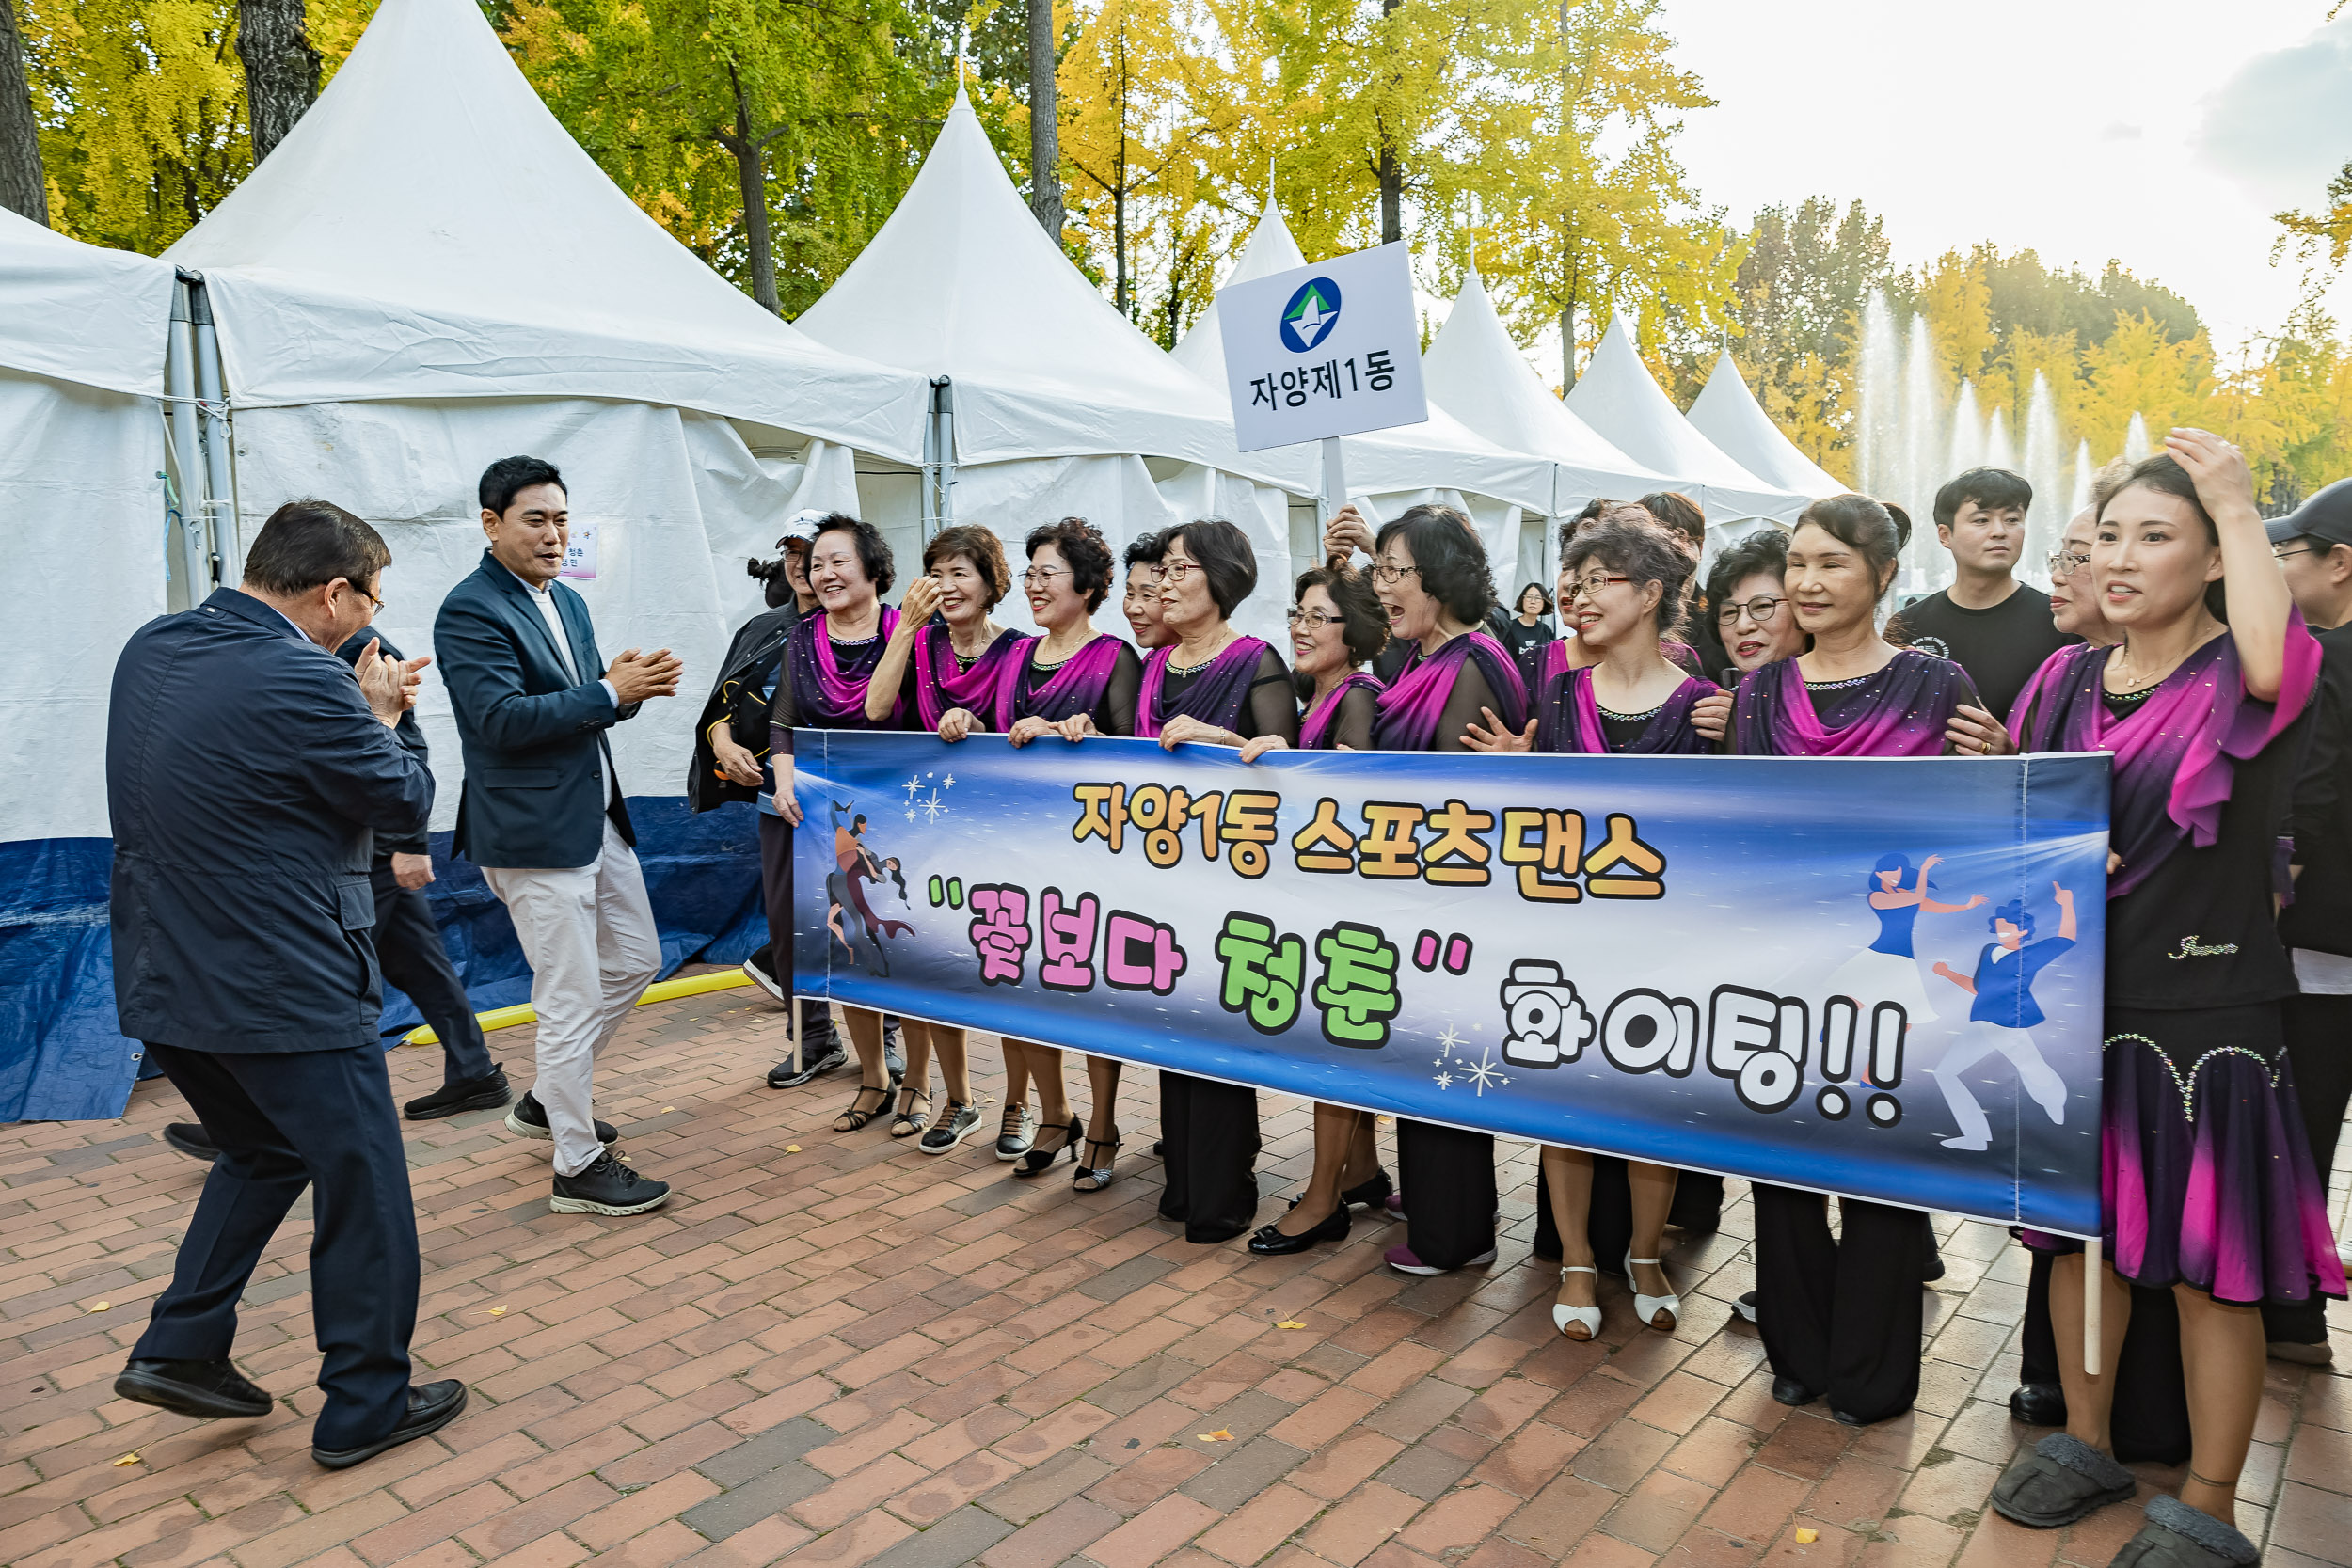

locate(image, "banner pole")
[[1321, 436, 1347, 527], [2083, 1235, 2103, 1378]]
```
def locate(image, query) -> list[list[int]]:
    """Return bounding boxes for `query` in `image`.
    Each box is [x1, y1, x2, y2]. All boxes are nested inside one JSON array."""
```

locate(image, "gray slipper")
[[1991, 1433, 2137, 1528], [2107, 1496, 2260, 1567]]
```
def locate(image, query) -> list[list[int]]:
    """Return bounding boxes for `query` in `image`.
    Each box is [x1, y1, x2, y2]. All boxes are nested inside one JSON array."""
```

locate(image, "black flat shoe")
[[163, 1123, 218, 1162], [1248, 1204, 1349, 1255], [312, 1380, 468, 1469], [115, 1357, 270, 1418], [403, 1068, 511, 1121], [1339, 1168, 1394, 1209], [1831, 1407, 1874, 1427], [1771, 1376, 1819, 1407], [2010, 1382, 2068, 1427]]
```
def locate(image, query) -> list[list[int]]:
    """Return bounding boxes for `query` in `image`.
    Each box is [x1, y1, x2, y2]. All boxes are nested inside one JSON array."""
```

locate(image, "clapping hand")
[[354, 638, 430, 724], [606, 647, 682, 703]]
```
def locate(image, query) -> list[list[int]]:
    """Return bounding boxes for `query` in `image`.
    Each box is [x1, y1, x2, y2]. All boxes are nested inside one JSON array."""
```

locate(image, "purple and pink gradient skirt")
[[2025, 1004, 2347, 1307]]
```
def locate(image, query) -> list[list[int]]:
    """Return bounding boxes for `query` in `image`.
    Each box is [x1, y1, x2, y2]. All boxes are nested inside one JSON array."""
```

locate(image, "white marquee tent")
[[0, 210, 178, 1117], [796, 93, 1311, 647], [1420, 265, 1675, 585], [162, 0, 936, 816], [1566, 319, 1808, 527], [1686, 349, 1848, 500]]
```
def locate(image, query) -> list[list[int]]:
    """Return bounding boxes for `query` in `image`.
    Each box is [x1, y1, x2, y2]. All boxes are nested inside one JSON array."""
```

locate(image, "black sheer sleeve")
[[1936, 667, 1985, 755], [1331, 684, 1378, 750], [769, 647, 800, 755], [1431, 664, 1498, 753], [1238, 647, 1302, 744], [1094, 643, 1143, 736]]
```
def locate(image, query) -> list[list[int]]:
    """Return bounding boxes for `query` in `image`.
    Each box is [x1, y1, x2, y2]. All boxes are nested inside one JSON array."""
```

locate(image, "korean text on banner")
[[1218, 242, 1430, 452], [790, 735, 2112, 1237]]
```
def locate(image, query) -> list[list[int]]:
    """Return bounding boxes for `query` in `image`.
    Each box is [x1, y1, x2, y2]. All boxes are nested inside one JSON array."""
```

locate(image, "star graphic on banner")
[[1460, 1050, 1509, 1096], [905, 809, 916, 822], [943, 773, 955, 789], [903, 775, 924, 800], [1433, 1070, 1454, 1090], [1436, 1024, 1465, 1054], [919, 791, 948, 823]]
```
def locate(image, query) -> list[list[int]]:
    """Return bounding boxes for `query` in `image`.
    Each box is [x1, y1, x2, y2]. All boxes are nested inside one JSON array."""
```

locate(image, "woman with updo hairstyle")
[[768, 514, 907, 1136], [1124, 516, 1297, 1240], [1721, 493, 1983, 1430], [1990, 436, 2340, 1566], [1365, 503, 1527, 1278], [998, 516, 1144, 1181], [861, 524, 1032, 1155], [1242, 558, 1392, 1255]]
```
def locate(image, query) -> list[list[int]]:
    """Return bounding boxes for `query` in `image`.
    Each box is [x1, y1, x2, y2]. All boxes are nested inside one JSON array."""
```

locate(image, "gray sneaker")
[[918, 1100, 983, 1156]]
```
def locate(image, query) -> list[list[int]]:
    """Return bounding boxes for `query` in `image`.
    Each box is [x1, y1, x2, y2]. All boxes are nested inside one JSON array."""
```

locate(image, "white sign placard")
[[1217, 242, 1429, 452], [559, 520, 598, 580]]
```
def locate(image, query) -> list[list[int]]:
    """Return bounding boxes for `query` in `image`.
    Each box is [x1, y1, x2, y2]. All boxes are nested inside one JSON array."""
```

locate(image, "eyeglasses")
[[348, 581, 387, 612], [1022, 565, 1069, 587], [1565, 572, 1631, 602], [1160, 560, 1202, 582], [1369, 562, 1422, 585], [1127, 564, 1163, 585], [1715, 594, 1785, 626], [1287, 608, 1342, 630], [2047, 549, 2090, 578], [2273, 546, 2318, 562]]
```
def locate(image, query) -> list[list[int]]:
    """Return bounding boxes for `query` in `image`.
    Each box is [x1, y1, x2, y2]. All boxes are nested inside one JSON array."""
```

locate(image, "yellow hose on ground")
[[401, 967, 754, 1046]]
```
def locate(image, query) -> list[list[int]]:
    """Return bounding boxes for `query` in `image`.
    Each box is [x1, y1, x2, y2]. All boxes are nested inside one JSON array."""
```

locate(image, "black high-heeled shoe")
[[1248, 1202, 1348, 1255], [1340, 1168, 1394, 1210], [1074, 1129, 1121, 1191], [1013, 1117, 1082, 1178]]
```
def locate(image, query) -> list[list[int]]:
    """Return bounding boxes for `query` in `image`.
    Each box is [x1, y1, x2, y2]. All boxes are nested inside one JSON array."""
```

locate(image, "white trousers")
[[1931, 1018, 2068, 1148], [483, 818, 662, 1177]]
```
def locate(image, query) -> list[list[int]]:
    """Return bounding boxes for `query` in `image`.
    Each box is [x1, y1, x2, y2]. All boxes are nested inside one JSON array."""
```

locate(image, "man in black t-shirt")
[[2264, 477, 2352, 1361], [1885, 467, 2070, 722]]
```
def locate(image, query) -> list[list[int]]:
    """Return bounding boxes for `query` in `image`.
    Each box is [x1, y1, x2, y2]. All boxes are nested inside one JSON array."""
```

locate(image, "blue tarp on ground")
[[0, 798, 768, 1122]]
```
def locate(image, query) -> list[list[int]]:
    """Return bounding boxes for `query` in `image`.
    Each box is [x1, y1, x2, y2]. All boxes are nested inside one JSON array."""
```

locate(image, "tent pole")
[[1319, 436, 1346, 536], [936, 377, 955, 531], [165, 281, 210, 609], [183, 272, 239, 588]]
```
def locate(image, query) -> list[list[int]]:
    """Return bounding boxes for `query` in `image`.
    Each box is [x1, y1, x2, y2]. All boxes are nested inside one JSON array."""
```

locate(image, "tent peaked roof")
[[162, 0, 930, 461], [798, 94, 1301, 483], [1687, 350, 1846, 498], [1421, 265, 1666, 497], [0, 209, 173, 396], [1566, 317, 1804, 520], [1168, 201, 1307, 382]]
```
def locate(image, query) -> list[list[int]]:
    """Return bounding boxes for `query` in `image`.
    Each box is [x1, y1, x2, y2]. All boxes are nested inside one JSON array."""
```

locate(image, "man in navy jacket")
[[107, 499, 467, 1469], [436, 456, 680, 1215]]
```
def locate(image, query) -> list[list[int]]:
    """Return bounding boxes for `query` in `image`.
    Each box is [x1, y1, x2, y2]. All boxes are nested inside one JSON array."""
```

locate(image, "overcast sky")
[[1651, 0, 2352, 357]]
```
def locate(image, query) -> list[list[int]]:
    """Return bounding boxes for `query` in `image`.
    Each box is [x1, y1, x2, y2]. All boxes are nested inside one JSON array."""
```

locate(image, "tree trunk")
[[1559, 308, 1574, 391], [1, 0, 49, 223], [236, 0, 321, 166], [1026, 0, 1063, 239], [722, 67, 780, 314], [1376, 0, 1403, 244]]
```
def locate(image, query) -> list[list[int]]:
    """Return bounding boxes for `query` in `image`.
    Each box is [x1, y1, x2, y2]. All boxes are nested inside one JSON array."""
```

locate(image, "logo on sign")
[[1279, 278, 1343, 353]]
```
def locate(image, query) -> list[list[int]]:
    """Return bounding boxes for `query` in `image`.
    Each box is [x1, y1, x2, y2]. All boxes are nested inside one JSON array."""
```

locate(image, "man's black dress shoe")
[[504, 1090, 617, 1146], [312, 1380, 468, 1469], [2009, 1382, 2068, 1427], [403, 1068, 511, 1121], [115, 1357, 271, 1418], [162, 1123, 218, 1162], [1771, 1376, 1819, 1407]]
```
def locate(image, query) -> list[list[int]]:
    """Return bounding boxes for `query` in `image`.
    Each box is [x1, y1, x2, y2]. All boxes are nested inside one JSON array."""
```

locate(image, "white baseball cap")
[[777, 509, 827, 547]]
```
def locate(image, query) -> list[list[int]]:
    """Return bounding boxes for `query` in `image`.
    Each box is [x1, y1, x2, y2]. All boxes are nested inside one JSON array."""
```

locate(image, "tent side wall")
[[0, 370, 168, 1119]]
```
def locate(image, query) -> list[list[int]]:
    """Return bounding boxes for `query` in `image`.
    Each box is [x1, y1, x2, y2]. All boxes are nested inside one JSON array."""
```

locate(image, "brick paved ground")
[[6, 974, 2349, 1568]]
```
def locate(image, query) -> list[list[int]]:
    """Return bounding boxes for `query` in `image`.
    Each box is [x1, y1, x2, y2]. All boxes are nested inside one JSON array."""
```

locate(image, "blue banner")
[[790, 734, 2110, 1237]]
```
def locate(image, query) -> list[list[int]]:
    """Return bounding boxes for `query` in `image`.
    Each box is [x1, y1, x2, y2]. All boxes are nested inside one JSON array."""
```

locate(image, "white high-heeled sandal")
[[1552, 1265, 1601, 1341], [1624, 1249, 1680, 1333]]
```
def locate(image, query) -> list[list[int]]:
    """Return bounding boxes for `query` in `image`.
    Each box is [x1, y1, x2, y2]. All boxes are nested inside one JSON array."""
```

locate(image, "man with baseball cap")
[[2265, 475, 2352, 1363]]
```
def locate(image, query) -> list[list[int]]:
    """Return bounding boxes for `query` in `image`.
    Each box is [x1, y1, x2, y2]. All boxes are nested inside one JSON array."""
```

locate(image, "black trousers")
[[1752, 1185, 1923, 1423], [139, 1041, 419, 1450], [1533, 1162, 1725, 1262], [368, 863, 494, 1085], [1158, 1072, 1260, 1243], [1398, 1121, 1497, 1270], [2017, 1246, 2192, 1463], [757, 814, 840, 1051], [2265, 991, 2352, 1343]]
